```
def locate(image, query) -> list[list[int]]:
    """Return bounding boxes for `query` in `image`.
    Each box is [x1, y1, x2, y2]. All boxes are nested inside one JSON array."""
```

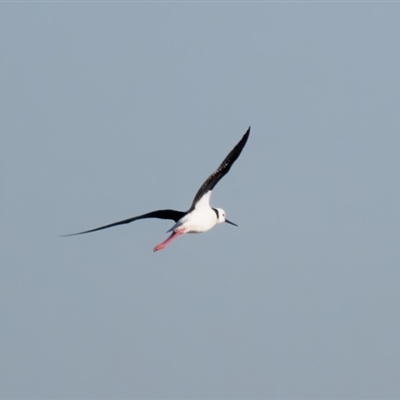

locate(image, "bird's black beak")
[[225, 219, 238, 227]]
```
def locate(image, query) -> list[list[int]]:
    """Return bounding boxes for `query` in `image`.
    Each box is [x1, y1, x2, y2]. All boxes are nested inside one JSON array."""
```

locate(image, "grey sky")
[[1, 3, 400, 399]]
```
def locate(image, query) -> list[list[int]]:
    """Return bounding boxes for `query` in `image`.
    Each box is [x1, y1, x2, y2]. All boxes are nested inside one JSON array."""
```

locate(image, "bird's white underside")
[[169, 191, 218, 233]]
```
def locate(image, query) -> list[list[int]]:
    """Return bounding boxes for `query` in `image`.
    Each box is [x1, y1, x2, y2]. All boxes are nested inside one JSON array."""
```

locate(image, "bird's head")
[[214, 208, 238, 227]]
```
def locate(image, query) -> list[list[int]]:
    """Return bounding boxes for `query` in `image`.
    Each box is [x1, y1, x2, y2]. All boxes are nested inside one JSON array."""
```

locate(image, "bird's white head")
[[213, 208, 238, 227]]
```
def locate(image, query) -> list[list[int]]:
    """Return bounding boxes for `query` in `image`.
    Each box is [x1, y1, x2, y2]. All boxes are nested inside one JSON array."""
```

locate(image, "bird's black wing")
[[61, 209, 185, 237], [190, 127, 250, 209]]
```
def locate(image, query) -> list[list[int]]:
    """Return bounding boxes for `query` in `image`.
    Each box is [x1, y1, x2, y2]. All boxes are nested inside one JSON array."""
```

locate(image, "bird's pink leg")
[[153, 229, 184, 252]]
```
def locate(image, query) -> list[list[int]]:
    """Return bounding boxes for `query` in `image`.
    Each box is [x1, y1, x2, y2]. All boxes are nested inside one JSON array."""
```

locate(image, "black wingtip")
[[240, 126, 251, 147], [58, 232, 84, 237], [243, 126, 251, 140]]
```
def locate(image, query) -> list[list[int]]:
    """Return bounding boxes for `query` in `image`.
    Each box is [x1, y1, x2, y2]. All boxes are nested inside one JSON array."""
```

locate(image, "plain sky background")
[[1, 2, 400, 399]]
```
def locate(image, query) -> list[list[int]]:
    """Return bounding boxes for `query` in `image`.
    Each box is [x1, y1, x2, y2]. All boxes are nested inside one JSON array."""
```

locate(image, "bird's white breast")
[[176, 207, 217, 233]]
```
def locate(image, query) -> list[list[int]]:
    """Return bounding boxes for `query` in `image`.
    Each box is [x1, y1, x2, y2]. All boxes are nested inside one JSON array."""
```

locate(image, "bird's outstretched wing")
[[190, 127, 250, 209], [61, 209, 185, 237]]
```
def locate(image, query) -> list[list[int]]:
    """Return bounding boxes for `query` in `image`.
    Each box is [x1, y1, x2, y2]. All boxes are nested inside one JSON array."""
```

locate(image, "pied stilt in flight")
[[62, 127, 250, 252]]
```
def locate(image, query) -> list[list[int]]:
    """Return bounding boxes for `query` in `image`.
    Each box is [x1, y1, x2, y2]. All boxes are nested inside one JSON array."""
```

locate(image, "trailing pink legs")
[[153, 229, 184, 252]]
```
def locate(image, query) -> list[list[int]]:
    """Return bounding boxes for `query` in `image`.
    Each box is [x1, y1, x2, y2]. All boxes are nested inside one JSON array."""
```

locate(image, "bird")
[[62, 126, 250, 252]]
